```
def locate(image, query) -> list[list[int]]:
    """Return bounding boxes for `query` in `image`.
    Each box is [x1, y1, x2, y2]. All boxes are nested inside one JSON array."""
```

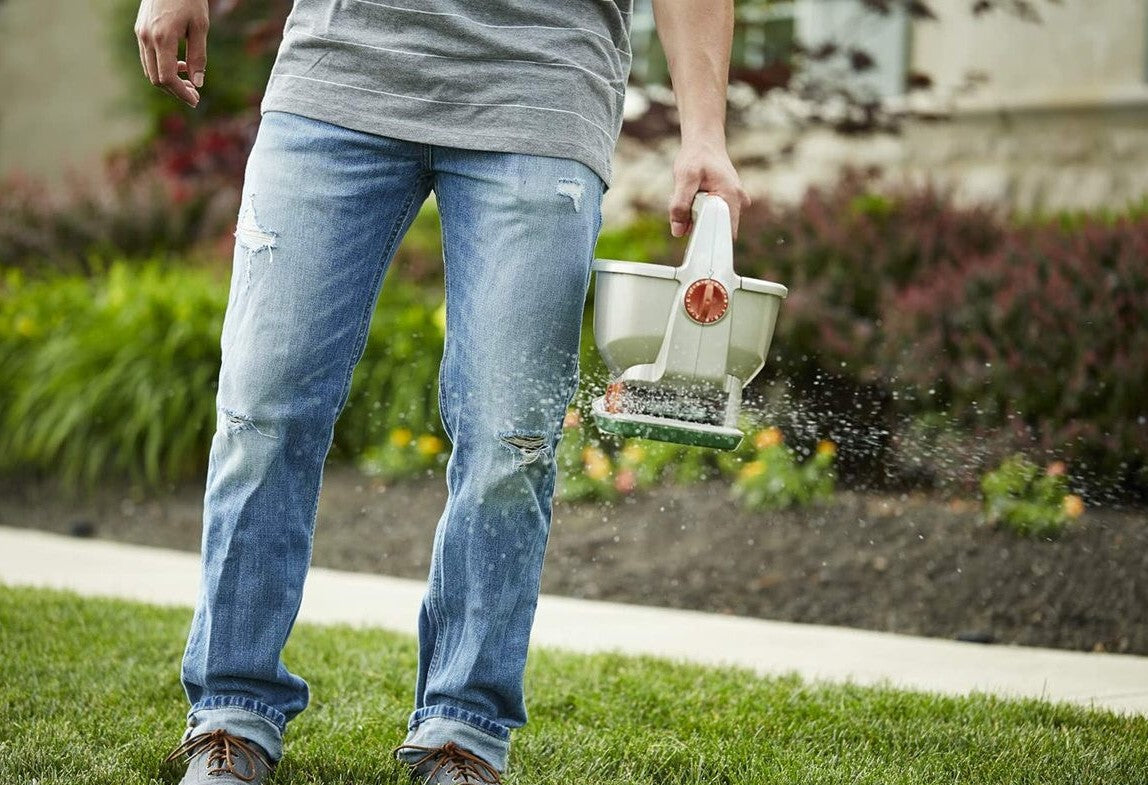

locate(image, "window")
[[628, 0, 906, 99], [628, 0, 798, 85]]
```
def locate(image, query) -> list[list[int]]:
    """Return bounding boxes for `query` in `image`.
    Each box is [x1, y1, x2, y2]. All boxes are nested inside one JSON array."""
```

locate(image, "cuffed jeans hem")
[[399, 709, 511, 773], [185, 701, 285, 762]]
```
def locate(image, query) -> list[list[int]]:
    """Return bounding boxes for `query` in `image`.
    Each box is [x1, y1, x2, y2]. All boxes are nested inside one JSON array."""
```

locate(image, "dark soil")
[[2, 464, 1145, 655]]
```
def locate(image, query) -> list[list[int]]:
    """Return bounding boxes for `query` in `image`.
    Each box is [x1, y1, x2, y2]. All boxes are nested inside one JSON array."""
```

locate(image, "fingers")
[[727, 185, 751, 240], [185, 17, 208, 87], [668, 165, 701, 238], [693, 175, 749, 240], [135, 2, 205, 108], [136, 33, 154, 84], [156, 31, 199, 106], [668, 159, 751, 239]]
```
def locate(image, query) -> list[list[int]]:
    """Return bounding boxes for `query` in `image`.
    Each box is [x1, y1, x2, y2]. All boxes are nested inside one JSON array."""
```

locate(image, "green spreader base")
[[591, 395, 744, 451]]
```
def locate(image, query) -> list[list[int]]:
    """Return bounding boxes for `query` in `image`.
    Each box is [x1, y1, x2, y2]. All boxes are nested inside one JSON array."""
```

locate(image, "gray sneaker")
[[393, 742, 502, 785], [164, 728, 275, 784]]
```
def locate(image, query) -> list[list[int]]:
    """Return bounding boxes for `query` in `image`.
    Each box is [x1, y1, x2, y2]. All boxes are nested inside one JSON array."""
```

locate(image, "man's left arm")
[[651, 0, 750, 238]]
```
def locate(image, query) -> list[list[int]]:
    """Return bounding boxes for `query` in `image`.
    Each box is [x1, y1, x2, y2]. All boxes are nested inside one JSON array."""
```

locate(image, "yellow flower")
[[816, 440, 837, 458], [621, 443, 645, 464], [416, 434, 445, 456], [739, 461, 766, 480], [1063, 494, 1085, 519], [389, 427, 413, 448], [582, 446, 612, 481], [433, 301, 447, 334], [14, 315, 36, 337], [753, 427, 784, 450]]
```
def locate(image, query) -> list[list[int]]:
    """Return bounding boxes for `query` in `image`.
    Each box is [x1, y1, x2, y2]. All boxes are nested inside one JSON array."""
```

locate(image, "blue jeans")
[[178, 109, 604, 773]]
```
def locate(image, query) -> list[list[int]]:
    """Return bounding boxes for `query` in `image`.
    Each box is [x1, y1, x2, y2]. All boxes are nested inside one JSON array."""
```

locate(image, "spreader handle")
[[690, 191, 729, 227], [681, 192, 736, 280]]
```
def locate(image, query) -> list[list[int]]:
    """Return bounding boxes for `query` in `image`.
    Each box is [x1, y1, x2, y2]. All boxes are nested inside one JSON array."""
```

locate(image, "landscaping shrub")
[[729, 427, 837, 511], [0, 166, 238, 276], [6, 167, 1146, 498], [981, 454, 1084, 539], [735, 170, 1005, 380], [884, 217, 1148, 492], [723, 173, 1009, 489]]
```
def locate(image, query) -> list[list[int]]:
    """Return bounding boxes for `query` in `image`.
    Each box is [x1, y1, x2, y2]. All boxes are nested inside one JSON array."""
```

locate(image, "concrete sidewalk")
[[2, 525, 1145, 716]]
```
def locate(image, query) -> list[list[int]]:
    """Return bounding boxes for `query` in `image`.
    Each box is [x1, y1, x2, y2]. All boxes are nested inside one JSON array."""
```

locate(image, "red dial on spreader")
[[683, 278, 729, 324]]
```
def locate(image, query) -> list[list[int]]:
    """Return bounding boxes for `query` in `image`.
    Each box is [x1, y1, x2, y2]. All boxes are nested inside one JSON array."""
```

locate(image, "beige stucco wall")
[[0, 0, 147, 184], [911, 0, 1148, 110], [605, 104, 1148, 226]]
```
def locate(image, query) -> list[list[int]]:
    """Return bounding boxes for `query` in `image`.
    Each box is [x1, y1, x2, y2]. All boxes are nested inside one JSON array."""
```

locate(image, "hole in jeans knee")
[[499, 432, 551, 469], [234, 192, 279, 290], [219, 407, 279, 440]]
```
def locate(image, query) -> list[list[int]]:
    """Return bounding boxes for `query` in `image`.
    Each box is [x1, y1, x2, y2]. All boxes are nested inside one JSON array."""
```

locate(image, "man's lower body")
[[172, 109, 603, 779]]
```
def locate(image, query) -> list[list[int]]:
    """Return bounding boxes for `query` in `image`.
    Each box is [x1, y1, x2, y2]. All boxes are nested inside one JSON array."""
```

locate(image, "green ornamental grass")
[[0, 262, 447, 491], [2, 586, 1144, 784], [0, 262, 223, 489]]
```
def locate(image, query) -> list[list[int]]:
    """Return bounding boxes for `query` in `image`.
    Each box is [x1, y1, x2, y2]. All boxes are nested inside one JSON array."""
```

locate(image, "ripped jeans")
[[178, 109, 604, 772]]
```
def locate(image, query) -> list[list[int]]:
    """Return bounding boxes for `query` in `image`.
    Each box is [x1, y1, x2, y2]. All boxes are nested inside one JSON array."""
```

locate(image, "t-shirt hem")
[[260, 92, 615, 187]]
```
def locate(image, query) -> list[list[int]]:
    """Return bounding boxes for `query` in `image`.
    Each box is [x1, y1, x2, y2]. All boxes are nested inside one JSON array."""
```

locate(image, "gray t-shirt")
[[259, 0, 634, 185]]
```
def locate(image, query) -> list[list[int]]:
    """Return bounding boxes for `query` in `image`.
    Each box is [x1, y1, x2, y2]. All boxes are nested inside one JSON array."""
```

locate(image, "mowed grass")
[[1, 586, 1145, 784]]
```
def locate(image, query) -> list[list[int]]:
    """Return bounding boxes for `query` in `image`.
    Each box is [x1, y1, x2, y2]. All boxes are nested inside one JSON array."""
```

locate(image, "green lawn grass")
[[1, 585, 1145, 784]]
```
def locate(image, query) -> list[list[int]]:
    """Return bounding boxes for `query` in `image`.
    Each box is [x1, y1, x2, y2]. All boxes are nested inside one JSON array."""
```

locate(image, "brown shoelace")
[[393, 741, 502, 784], [164, 728, 272, 782]]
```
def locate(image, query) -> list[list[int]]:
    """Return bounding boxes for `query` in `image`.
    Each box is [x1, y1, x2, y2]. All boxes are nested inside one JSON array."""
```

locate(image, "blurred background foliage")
[[3, 173, 1144, 502], [0, 0, 1142, 511]]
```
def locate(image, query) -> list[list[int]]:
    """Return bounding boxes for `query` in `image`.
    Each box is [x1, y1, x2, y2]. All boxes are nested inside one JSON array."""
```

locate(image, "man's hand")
[[669, 140, 750, 239], [135, 0, 210, 108]]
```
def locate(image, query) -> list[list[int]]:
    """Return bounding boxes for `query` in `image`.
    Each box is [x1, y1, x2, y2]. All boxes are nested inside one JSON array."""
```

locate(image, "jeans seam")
[[424, 182, 455, 683], [435, 182, 453, 446]]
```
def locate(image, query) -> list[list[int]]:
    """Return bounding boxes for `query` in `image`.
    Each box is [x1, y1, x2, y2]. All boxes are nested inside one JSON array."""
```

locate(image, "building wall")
[[0, 0, 147, 184], [605, 104, 1148, 226], [911, 0, 1148, 110]]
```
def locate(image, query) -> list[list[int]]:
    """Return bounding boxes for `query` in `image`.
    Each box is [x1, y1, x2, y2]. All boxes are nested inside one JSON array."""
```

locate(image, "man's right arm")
[[134, 0, 209, 108], [650, 0, 749, 239]]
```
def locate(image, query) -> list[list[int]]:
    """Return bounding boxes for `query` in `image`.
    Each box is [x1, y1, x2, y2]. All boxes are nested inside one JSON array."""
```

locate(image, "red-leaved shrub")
[[884, 217, 1148, 491], [737, 170, 1005, 379]]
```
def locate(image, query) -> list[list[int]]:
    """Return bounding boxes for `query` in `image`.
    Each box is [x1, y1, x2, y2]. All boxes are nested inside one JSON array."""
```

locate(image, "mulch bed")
[[2, 464, 1145, 655]]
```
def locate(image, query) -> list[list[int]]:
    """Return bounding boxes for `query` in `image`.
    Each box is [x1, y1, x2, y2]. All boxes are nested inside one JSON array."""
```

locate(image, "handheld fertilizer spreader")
[[590, 193, 788, 450]]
